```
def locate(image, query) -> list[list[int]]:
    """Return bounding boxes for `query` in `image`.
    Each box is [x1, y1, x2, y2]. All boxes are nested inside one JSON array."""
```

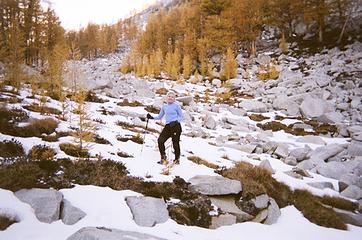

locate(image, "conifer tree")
[[164, 51, 173, 79], [220, 48, 237, 81], [170, 47, 181, 80], [72, 91, 96, 152], [4, 18, 25, 91], [207, 61, 214, 80], [182, 54, 192, 79], [44, 43, 68, 99]]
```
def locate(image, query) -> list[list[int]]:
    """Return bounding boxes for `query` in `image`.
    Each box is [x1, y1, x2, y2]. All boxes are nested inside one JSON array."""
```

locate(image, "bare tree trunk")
[[337, 12, 350, 44]]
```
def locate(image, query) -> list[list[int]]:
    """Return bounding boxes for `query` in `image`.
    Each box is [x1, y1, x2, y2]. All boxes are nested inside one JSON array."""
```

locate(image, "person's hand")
[[147, 113, 154, 119]]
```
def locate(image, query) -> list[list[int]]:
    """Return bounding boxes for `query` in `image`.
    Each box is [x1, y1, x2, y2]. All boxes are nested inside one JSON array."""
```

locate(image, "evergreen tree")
[[72, 91, 96, 153], [220, 48, 237, 81], [4, 18, 25, 91], [182, 54, 192, 79]]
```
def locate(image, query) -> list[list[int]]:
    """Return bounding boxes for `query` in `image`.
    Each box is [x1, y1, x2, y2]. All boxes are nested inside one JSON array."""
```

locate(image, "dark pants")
[[158, 121, 182, 160]]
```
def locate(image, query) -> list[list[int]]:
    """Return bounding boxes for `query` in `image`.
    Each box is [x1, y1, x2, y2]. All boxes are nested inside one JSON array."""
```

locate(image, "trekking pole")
[[140, 118, 149, 154]]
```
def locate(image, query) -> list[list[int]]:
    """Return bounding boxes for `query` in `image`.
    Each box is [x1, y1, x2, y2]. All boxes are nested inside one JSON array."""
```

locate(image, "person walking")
[[147, 91, 183, 164]]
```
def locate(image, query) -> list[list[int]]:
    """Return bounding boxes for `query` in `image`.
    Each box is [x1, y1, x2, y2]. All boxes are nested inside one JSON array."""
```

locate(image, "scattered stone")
[[188, 175, 242, 195], [210, 214, 237, 229], [259, 160, 275, 174], [66, 227, 166, 240], [61, 199, 86, 225], [125, 196, 169, 227], [307, 182, 335, 190], [340, 185, 362, 200], [264, 198, 281, 225], [15, 188, 63, 223]]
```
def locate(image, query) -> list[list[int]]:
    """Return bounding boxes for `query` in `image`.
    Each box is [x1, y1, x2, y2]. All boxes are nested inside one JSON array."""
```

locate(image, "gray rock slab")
[[307, 144, 345, 162], [210, 214, 237, 229], [264, 198, 281, 225], [15, 188, 63, 223], [347, 141, 362, 157], [296, 136, 326, 145], [67, 227, 167, 240], [307, 182, 335, 190], [274, 144, 289, 159], [333, 208, 362, 227], [210, 196, 253, 222], [125, 196, 169, 227], [259, 160, 275, 174], [316, 161, 350, 180], [341, 185, 362, 200], [188, 175, 242, 195], [61, 199, 86, 225], [251, 194, 269, 209], [300, 96, 330, 118]]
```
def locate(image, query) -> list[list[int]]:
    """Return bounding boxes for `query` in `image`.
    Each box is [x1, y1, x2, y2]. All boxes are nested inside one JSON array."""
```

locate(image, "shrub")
[[0, 139, 25, 164], [117, 151, 133, 158], [0, 161, 65, 191], [28, 145, 56, 161], [62, 158, 129, 186], [187, 156, 218, 169], [155, 88, 168, 95], [24, 118, 58, 137], [256, 66, 279, 81], [85, 91, 108, 103], [23, 103, 61, 115], [59, 143, 89, 158], [94, 135, 111, 145], [145, 105, 160, 114], [0, 215, 18, 230], [42, 131, 72, 142], [248, 114, 269, 122], [0, 107, 28, 123], [117, 99, 143, 107]]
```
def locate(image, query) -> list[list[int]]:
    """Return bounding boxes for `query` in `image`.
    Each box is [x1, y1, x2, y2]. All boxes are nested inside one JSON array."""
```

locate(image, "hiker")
[[146, 91, 183, 164]]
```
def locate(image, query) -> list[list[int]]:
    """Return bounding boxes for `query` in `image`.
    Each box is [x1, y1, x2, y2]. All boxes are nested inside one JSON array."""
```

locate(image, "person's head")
[[166, 91, 176, 104]]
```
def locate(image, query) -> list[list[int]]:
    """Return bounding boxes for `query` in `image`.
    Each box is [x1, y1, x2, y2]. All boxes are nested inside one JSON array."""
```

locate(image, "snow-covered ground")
[[1, 82, 362, 239]]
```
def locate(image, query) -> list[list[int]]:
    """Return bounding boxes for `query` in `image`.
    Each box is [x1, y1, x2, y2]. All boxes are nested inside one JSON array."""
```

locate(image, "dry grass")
[[318, 195, 358, 211], [293, 190, 347, 230], [0, 215, 18, 230], [187, 156, 219, 169], [222, 162, 349, 229]]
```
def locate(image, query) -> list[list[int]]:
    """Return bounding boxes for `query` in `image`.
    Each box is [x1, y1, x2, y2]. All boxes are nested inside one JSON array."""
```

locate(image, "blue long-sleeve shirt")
[[153, 102, 183, 124]]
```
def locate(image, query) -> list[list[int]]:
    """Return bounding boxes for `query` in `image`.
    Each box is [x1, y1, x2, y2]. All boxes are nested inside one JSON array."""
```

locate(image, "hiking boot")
[[157, 155, 167, 164], [173, 158, 180, 165]]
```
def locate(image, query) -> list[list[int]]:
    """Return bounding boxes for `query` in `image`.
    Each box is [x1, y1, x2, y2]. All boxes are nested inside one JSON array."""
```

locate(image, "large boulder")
[[300, 96, 332, 118], [239, 100, 268, 113], [204, 113, 217, 130], [67, 227, 167, 240], [188, 175, 242, 195], [15, 188, 63, 223], [176, 96, 193, 105], [61, 199, 86, 225], [125, 196, 169, 227]]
